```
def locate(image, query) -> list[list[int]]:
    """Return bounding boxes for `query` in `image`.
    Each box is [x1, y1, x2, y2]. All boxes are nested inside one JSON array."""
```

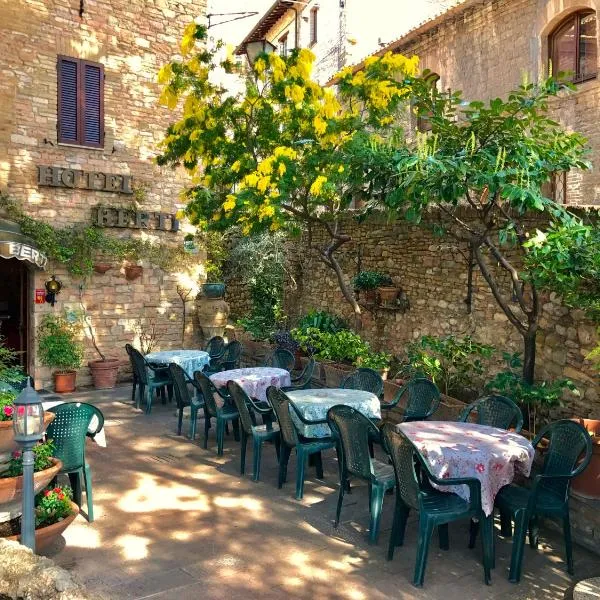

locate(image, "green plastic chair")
[[266, 386, 335, 500], [124, 344, 139, 406], [47, 402, 104, 523], [382, 377, 441, 422], [169, 363, 204, 439], [282, 358, 315, 391], [227, 380, 281, 481], [459, 395, 523, 432], [382, 424, 492, 587], [264, 348, 295, 372], [193, 371, 240, 456], [204, 340, 242, 375], [205, 335, 225, 359], [327, 405, 395, 543], [129, 346, 172, 413], [342, 368, 385, 400], [494, 419, 592, 583]]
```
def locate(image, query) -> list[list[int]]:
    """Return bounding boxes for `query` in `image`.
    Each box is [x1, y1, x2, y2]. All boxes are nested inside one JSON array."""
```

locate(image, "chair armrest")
[[247, 396, 273, 415]]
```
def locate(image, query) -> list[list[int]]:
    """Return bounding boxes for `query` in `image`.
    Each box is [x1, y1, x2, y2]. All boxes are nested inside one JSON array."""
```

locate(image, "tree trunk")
[[522, 330, 536, 385]]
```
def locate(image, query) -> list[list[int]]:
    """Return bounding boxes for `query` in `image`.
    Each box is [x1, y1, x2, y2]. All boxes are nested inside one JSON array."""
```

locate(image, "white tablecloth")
[[42, 401, 106, 447], [210, 367, 291, 402], [145, 349, 210, 378]]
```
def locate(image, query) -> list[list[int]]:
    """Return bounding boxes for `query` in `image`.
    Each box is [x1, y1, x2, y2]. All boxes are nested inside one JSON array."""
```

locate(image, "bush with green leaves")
[[398, 335, 495, 396], [485, 352, 577, 435], [356, 350, 393, 371], [352, 271, 392, 291], [3, 439, 55, 478], [297, 310, 348, 334], [36, 484, 74, 528], [37, 314, 84, 372], [0, 334, 24, 386]]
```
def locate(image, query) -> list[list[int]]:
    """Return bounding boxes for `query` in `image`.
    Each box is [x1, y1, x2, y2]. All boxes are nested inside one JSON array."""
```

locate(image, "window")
[[551, 171, 568, 204], [416, 71, 440, 132], [278, 33, 288, 57], [57, 56, 104, 147], [549, 11, 597, 83], [310, 7, 318, 46]]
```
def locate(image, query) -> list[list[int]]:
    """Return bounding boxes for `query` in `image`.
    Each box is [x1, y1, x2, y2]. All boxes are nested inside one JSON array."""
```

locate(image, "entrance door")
[[0, 258, 29, 368]]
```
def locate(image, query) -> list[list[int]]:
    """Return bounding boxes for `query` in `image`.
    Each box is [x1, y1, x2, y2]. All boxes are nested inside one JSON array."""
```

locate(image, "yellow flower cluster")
[[180, 22, 197, 55], [309, 175, 328, 196], [223, 194, 236, 212], [285, 84, 305, 104], [269, 53, 287, 83]]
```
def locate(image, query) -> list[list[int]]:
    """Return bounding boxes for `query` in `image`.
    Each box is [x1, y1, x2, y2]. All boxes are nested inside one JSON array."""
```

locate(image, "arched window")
[[550, 10, 597, 83]]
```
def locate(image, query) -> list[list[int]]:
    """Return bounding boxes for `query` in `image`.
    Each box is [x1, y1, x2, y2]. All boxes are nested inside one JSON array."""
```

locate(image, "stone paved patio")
[[42, 385, 600, 600]]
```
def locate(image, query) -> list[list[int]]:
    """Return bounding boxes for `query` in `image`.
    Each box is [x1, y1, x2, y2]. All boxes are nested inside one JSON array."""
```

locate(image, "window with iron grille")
[[310, 7, 318, 46], [551, 171, 568, 204], [57, 56, 104, 148]]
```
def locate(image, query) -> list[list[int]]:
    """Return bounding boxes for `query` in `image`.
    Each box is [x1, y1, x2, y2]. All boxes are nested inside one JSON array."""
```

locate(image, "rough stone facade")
[[0, 0, 207, 387]]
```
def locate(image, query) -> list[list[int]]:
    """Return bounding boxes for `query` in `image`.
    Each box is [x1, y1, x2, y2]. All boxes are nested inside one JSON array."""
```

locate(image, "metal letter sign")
[[37, 166, 133, 194]]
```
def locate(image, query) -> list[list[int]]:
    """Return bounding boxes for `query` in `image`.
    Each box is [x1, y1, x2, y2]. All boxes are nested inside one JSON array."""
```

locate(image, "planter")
[[124, 265, 143, 281], [0, 459, 63, 523], [361, 289, 377, 304], [54, 371, 76, 394], [377, 286, 398, 304], [195, 295, 230, 340], [4, 500, 79, 552], [0, 413, 55, 456], [322, 361, 354, 388], [93, 263, 112, 274], [88, 359, 120, 389], [572, 418, 600, 500], [202, 283, 225, 299]]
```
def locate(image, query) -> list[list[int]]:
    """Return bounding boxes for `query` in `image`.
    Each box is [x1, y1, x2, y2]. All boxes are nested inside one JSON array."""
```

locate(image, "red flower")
[[3, 406, 13, 417], [11, 450, 21, 458], [17, 406, 25, 416], [53, 487, 61, 493], [57, 493, 65, 500], [475, 463, 485, 473], [44, 490, 51, 497]]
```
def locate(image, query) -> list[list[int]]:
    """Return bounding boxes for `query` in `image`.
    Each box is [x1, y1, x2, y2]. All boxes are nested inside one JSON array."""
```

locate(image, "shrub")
[[297, 310, 348, 334], [37, 314, 84, 372], [352, 271, 392, 291], [35, 485, 74, 528], [3, 439, 55, 478]]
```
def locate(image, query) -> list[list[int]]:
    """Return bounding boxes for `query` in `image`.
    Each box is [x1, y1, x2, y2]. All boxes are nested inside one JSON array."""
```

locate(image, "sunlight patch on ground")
[[213, 495, 263, 511], [63, 521, 101, 549], [115, 534, 150, 560]]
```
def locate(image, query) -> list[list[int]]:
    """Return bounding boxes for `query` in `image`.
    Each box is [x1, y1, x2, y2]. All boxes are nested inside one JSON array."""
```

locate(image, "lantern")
[[44, 275, 63, 307], [244, 39, 276, 67]]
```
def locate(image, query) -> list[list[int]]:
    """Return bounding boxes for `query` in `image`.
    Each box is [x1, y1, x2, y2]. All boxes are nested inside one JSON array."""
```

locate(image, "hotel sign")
[[37, 166, 133, 194], [0, 241, 48, 269], [93, 207, 180, 232]]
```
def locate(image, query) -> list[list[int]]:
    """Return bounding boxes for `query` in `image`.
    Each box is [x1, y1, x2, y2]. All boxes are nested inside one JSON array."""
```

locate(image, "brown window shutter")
[[57, 57, 79, 143], [82, 61, 104, 147]]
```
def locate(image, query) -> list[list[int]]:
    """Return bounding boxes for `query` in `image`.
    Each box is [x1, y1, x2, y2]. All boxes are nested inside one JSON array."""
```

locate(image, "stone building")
[[0, 0, 207, 388]]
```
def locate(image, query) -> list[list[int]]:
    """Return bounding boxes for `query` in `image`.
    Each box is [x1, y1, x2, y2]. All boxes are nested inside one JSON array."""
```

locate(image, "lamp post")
[[244, 39, 276, 67], [13, 378, 45, 552]]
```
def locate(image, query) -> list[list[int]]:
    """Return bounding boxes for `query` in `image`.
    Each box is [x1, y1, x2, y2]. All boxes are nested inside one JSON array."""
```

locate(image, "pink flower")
[[3, 406, 13, 417], [11, 449, 21, 459], [17, 406, 24, 416], [475, 463, 485, 473]]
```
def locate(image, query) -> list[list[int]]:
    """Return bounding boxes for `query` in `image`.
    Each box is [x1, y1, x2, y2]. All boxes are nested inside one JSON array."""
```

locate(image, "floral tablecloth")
[[209, 367, 291, 402], [396, 421, 535, 516], [145, 349, 210, 378], [287, 388, 381, 439]]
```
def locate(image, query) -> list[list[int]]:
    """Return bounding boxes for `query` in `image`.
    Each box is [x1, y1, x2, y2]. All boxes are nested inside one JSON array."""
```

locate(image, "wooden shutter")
[[57, 57, 79, 143], [82, 61, 104, 147]]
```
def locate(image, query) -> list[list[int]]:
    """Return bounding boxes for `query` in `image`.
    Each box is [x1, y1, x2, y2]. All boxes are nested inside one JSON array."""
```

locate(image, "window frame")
[[549, 10, 597, 84], [310, 7, 318, 46], [57, 55, 105, 149], [278, 33, 289, 57]]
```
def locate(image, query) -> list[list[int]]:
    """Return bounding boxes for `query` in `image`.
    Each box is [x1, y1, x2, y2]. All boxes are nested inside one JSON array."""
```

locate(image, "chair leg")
[[388, 502, 410, 560], [369, 483, 385, 544], [83, 463, 94, 523], [480, 514, 493, 585], [278, 446, 290, 488], [368, 439, 375, 459], [160, 386, 166, 404], [177, 407, 184, 436], [203, 415, 210, 449], [167, 384, 173, 403], [414, 518, 435, 587], [137, 383, 144, 410], [131, 379, 137, 405], [438, 524, 449, 551], [528, 516, 539, 549], [232, 418, 240, 442], [68, 471, 83, 508], [240, 431, 248, 476], [274, 436, 281, 461], [468, 518, 480, 549], [252, 437, 263, 482], [563, 512, 574, 576], [500, 508, 512, 537], [508, 510, 528, 584], [314, 451, 324, 479], [145, 386, 153, 414], [295, 448, 307, 500], [190, 405, 198, 440], [216, 418, 226, 456], [334, 477, 346, 527]]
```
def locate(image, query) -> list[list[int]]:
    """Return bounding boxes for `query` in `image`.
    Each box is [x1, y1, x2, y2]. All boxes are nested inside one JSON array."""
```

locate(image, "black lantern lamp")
[[45, 275, 62, 307], [13, 378, 46, 551], [244, 39, 276, 67]]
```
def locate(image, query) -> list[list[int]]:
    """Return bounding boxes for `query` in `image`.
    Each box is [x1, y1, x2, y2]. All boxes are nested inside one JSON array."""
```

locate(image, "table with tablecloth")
[[209, 367, 291, 402], [287, 388, 381, 438], [396, 420, 535, 515], [145, 349, 210, 378]]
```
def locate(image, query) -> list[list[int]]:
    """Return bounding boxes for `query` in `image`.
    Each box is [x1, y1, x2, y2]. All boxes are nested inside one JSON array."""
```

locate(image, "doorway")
[[0, 258, 30, 369]]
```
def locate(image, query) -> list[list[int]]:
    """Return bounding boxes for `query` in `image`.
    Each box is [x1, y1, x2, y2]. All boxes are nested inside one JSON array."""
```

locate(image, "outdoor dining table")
[[209, 367, 291, 402], [145, 349, 210, 378], [287, 388, 381, 438], [396, 420, 535, 516]]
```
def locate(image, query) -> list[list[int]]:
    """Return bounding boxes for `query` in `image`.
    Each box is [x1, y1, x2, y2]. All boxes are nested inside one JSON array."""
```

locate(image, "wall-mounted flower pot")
[[54, 371, 76, 394], [88, 359, 120, 389], [93, 263, 112, 274], [378, 286, 399, 304], [202, 283, 225, 299], [124, 265, 143, 281], [0, 413, 55, 456], [360, 289, 377, 304]]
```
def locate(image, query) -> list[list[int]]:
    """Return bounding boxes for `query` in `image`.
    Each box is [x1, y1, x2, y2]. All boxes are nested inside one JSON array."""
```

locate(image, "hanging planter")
[[377, 286, 399, 305], [124, 265, 143, 281], [93, 263, 112, 274]]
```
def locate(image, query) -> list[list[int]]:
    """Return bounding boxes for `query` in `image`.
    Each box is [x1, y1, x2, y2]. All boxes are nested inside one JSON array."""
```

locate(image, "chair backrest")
[[222, 340, 242, 367], [266, 386, 299, 447], [342, 368, 384, 399], [265, 348, 295, 372], [327, 405, 376, 481], [46, 402, 104, 472], [382, 424, 421, 510], [535, 419, 593, 501], [459, 395, 523, 432], [227, 380, 255, 434], [169, 363, 193, 409], [193, 371, 220, 417], [205, 336, 225, 358], [400, 378, 440, 421], [125, 343, 138, 375], [129, 346, 149, 385]]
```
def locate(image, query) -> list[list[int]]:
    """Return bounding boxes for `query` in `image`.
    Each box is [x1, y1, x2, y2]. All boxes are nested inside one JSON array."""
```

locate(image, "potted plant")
[[201, 231, 228, 299], [2, 484, 78, 551], [352, 271, 392, 304], [38, 315, 84, 393]]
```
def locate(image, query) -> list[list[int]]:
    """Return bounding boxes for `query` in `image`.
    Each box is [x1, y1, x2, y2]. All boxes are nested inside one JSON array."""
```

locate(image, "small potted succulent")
[[352, 271, 392, 304], [37, 314, 84, 393]]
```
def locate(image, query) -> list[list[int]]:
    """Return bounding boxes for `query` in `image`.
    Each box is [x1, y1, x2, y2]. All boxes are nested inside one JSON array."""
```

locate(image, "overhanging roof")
[[0, 218, 47, 269]]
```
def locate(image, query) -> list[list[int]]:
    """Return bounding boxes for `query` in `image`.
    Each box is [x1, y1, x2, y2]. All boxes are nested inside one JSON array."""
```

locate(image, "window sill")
[[57, 142, 105, 151]]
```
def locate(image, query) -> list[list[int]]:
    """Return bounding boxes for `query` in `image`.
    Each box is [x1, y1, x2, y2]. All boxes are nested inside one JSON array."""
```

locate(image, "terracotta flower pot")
[[362, 289, 377, 304], [377, 286, 399, 304], [124, 265, 143, 281], [5, 500, 79, 552], [88, 359, 120, 389], [54, 371, 76, 394], [322, 361, 354, 388], [0, 459, 63, 523], [572, 418, 600, 500], [93, 263, 112, 274], [0, 413, 55, 456]]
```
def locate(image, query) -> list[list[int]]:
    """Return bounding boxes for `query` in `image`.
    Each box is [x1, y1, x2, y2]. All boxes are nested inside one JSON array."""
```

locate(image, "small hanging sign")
[[35, 289, 46, 304]]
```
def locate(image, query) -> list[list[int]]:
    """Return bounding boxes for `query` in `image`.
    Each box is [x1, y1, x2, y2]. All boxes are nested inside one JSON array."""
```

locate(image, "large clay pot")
[[0, 458, 63, 523], [572, 418, 600, 499], [0, 413, 55, 456], [88, 359, 120, 389], [196, 295, 230, 339], [54, 371, 76, 393], [202, 283, 225, 299], [5, 500, 79, 552]]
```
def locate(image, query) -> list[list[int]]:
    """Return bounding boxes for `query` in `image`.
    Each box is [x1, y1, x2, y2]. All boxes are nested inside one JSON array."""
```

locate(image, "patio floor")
[[43, 385, 600, 600]]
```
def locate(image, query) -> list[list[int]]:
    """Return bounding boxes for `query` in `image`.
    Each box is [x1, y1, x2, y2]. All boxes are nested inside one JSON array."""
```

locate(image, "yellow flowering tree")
[[157, 23, 418, 318]]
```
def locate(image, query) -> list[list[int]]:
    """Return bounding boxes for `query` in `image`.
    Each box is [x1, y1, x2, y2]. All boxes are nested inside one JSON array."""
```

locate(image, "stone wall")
[[0, 0, 207, 387]]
